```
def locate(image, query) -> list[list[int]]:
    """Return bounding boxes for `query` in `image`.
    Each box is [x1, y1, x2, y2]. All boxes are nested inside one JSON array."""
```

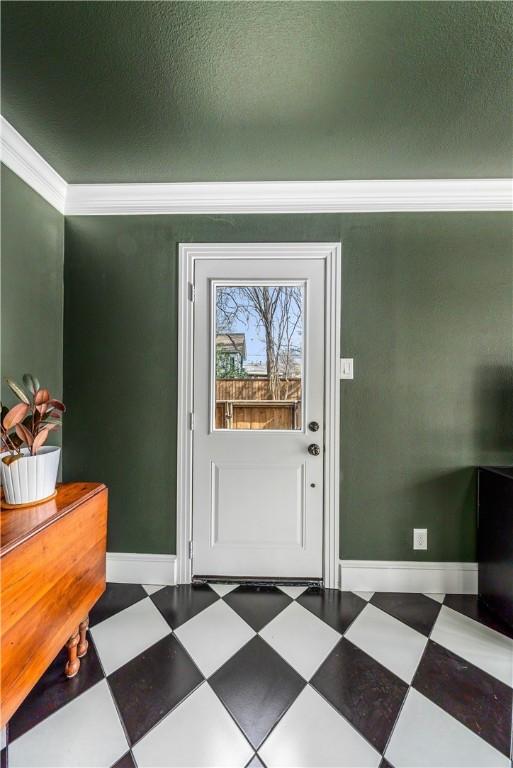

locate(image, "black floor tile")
[[311, 637, 408, 754], [223, 585, 291, 631], [89, 583, 147, 627], [210, 636, 305, 749], [246, 755, 266, 768], [370, 592, 441, 636], [443, 594, 513, 639], [297, 588, 365, 634], [151, 583, 219, 629], [9, 641, 104, 742], [379, 759, 395, 768], [111, 752, 137, 768], [0, 747, 6, 768], [108, 634, 203, 745], [412, 639, 512, 757]]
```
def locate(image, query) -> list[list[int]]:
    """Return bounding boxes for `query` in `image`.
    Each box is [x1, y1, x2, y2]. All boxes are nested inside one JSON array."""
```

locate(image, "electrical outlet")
[[413, 528, 428, 550]]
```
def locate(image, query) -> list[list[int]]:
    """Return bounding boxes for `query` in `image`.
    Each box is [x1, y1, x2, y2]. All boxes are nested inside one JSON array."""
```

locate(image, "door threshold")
[[193, 575, 323, 588]]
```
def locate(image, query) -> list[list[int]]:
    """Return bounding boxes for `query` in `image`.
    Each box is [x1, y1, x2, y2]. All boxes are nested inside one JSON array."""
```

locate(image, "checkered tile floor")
[[4, 584, 513, 767]]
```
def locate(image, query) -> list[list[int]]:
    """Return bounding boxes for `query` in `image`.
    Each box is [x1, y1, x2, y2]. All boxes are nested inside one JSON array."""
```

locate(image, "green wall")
[[63, 213, 513, 560], [4, 182, 509, 562], [1, 165, 64, 436]]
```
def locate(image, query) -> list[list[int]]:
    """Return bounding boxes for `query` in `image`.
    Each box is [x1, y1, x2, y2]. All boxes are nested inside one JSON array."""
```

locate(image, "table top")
[[480, 466, 513, 480], [1, 482, 106, 557]]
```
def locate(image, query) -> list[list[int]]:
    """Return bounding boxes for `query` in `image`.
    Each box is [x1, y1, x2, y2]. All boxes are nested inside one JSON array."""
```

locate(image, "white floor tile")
[[133, 682, 253, 767], [259, 684, 381, 767], [91, 596, 171, 674], [209, 582, 239, 597], [175, 599, 255, 676], [278, 585, 307, 599], [423, 593, 445, 603], [353, 591, 374, 602], [345, 603, 427, 683], [142, 584, 165, 596], [259, 601, 340, 680], [10, 681, 128, 768], [385, 688, 509, 767], [431, 606, 513, 685]]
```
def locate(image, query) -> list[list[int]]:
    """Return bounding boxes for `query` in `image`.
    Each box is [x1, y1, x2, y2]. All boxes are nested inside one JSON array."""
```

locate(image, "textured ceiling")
[[1, 1, 512, 183]]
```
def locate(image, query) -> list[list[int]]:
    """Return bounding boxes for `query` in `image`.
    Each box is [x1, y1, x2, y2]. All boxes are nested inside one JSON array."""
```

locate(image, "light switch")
[[340, 358, 354, 379]]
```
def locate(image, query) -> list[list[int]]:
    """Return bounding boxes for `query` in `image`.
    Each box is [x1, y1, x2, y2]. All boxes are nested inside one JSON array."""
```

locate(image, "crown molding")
[[65, 178, 512, 215], [1, 116, 67, 213], [1, 117, 511, 215]]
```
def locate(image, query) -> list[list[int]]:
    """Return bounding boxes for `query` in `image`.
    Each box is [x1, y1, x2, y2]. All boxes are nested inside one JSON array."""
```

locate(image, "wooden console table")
[[0, 482, 107, 728]]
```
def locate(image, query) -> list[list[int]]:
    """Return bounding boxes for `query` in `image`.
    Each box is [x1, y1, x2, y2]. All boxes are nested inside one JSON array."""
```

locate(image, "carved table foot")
[[65, 628, 81, 678], [77, 615, 89, 658]]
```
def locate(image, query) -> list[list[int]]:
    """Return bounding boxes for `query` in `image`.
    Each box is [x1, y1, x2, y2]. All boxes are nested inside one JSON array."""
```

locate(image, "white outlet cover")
[[413, 528, 428, 550]]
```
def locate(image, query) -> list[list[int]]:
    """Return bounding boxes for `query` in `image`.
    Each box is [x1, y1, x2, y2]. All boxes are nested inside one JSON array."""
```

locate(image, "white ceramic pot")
[[0, 446, 61, 505]]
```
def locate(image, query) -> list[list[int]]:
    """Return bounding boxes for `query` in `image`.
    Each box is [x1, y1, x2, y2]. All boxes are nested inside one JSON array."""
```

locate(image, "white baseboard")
[[340, 560, 478, 594], [106, 552, 177, 586], [105, 554, 477, 593]]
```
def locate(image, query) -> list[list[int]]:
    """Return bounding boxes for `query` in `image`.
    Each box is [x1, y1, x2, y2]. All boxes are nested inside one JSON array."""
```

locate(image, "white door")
[[192, 256, 325, 579]]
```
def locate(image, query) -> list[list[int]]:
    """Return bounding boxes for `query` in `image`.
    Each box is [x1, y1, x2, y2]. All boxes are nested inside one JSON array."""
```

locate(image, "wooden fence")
[[215, 378, 302, 430], [216, 377, 301, 401]]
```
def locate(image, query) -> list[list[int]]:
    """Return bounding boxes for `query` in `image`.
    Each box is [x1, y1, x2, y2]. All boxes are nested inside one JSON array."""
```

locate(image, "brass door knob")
[[308, 444, 321, 456], [308, 421, 320, 432]]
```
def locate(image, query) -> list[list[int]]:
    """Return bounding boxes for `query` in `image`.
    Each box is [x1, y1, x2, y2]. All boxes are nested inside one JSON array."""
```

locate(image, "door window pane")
[[214, 284, 304, 430]]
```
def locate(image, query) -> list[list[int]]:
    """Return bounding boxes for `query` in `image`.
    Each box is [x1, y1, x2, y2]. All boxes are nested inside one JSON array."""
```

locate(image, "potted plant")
[[0, 374, 65, 506]]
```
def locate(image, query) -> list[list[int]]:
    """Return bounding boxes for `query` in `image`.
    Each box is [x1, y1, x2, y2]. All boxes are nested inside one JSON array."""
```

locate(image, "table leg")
[[65, 628, 80, 678], [78, 616, 89, 658]]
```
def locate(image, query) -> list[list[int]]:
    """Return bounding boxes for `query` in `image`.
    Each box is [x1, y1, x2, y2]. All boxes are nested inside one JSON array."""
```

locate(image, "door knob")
[[308, 444, 321, 456], [308, 421, 320, 432]]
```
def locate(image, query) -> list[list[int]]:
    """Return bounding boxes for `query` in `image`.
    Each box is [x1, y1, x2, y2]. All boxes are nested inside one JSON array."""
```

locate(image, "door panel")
[[211, 462, 305, 547], [193, 257, 325, 579]]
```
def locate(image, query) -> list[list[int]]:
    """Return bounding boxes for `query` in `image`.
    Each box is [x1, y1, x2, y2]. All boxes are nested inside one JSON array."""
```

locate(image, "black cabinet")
[[478, 467, 513, 629]]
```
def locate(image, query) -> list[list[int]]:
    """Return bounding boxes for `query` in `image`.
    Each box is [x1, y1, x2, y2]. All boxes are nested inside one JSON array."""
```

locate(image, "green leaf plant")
[[0, 375, 65, 466]]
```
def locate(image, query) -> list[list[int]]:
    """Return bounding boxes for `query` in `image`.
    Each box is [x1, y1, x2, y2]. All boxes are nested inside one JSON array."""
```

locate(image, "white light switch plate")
[[340, 358, 354, 379]]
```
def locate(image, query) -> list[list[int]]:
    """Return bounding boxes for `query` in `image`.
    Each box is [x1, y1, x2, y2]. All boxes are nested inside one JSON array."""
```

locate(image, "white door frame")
[[176, 242, 341, 588]]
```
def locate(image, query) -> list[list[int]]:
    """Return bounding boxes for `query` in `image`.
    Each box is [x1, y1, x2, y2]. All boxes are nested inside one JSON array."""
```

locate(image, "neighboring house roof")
[[244, 362, 267, 376], [245, 361, 302, 377], [216, 333, 246, 359]]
